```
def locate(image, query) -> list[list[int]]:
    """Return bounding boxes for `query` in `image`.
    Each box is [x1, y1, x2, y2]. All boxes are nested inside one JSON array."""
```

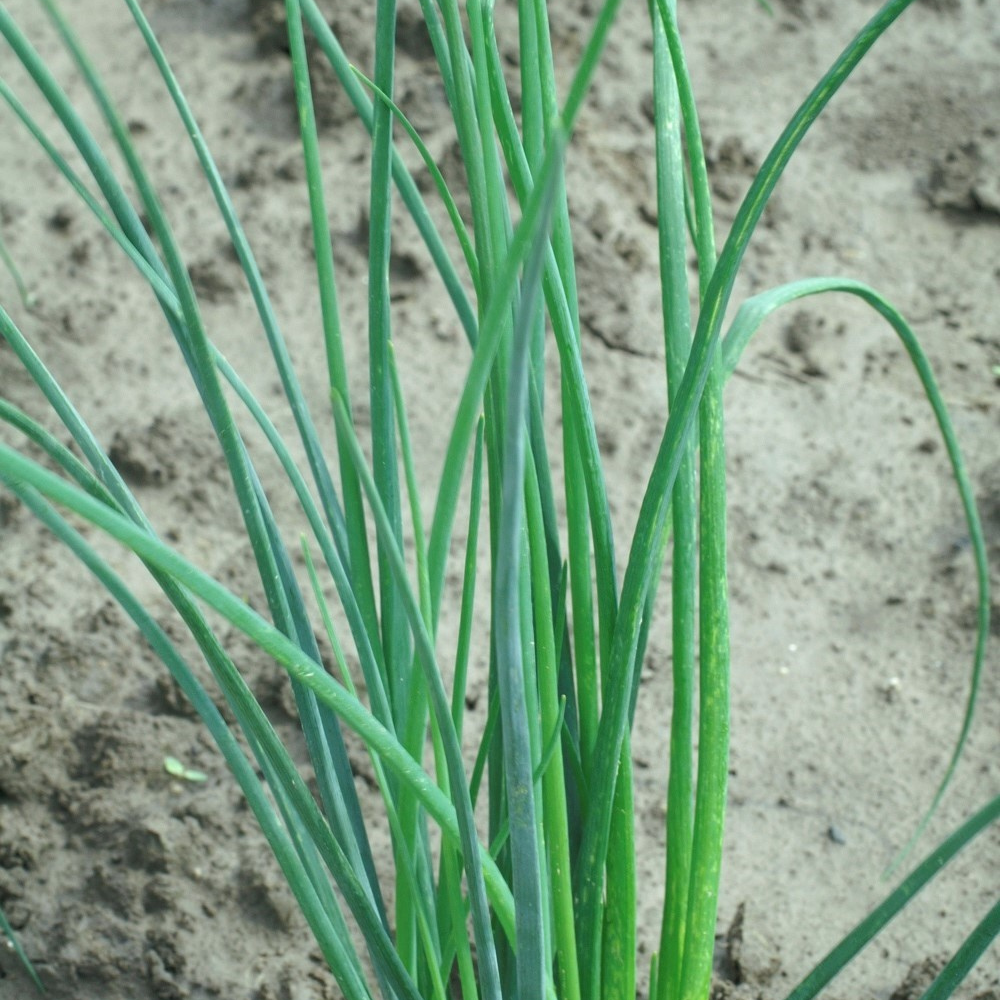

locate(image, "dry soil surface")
[[0, 1, 998, 999]]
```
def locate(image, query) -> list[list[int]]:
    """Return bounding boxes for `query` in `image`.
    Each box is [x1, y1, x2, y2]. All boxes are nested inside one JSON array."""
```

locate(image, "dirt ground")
[[1, 1, 998, 998]]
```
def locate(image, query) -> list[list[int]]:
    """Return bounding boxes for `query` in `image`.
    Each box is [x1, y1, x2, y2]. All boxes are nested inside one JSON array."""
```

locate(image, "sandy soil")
[[1, 1, 998, 998]]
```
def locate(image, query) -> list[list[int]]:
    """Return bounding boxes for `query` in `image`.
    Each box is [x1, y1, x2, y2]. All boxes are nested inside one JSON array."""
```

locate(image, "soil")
[[1, 1, 998, 999]]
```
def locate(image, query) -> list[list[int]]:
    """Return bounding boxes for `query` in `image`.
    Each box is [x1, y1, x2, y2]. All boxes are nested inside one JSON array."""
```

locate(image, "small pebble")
[[882, 676, 901, 703], [827, 824, 847, 845]]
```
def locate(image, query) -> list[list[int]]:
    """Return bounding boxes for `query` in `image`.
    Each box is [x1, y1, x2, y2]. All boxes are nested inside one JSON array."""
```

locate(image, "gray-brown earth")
[[1, 1, 998, 998]]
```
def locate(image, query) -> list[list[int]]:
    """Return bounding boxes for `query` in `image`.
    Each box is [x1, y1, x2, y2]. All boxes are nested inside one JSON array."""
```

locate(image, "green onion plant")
[[0, 0, 995, 997]]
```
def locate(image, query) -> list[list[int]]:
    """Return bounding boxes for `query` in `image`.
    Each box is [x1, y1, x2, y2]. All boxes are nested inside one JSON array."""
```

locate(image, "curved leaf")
[[723, 277, 990, 852]]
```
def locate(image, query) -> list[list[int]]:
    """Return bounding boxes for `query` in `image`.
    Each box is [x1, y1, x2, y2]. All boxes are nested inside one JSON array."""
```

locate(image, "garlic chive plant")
[[0, 0, 995, 998]]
